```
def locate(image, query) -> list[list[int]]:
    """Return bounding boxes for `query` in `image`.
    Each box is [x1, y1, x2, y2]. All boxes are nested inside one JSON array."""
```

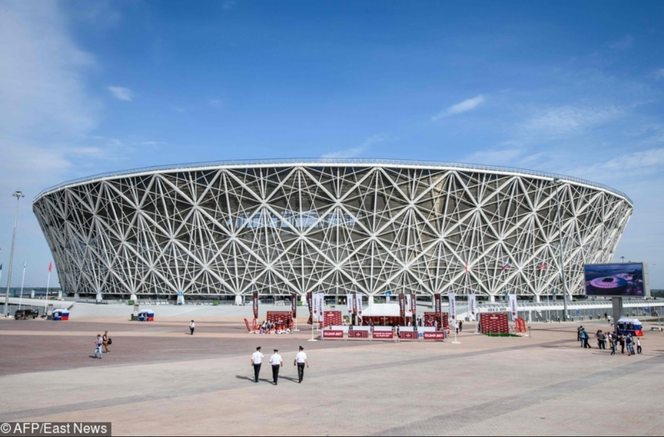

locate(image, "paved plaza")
[[1, 308, 663, 436]]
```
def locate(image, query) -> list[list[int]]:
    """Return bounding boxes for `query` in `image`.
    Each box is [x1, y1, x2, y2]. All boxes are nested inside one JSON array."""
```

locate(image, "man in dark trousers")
[[294, 346, 309, 383], [251, 346, 264, 383], [269, 349, 283, 385], [459, 320, 463, 332]]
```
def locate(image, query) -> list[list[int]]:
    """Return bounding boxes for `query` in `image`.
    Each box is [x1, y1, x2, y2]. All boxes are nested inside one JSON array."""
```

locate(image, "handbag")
[[108, 337, 113, 345]]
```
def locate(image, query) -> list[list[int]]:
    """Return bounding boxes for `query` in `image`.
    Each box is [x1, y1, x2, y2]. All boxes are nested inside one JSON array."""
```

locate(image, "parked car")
[[15, 309, 39, 320]]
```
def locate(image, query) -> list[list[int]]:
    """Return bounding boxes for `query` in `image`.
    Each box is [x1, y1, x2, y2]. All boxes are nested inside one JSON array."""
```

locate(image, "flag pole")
[[44, 262, 52, 317], [18, 262, 26, 310]]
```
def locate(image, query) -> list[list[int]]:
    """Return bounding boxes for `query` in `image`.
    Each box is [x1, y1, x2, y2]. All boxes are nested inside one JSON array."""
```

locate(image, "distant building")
[[33, 159, 632, 301]]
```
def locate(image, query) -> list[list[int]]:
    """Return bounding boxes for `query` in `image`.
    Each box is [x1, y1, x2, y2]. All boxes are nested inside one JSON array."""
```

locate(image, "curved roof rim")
[[33, 158, 633, 205]]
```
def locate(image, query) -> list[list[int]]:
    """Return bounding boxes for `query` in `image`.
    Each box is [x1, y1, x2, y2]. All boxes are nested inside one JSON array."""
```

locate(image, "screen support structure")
[[611, 297, 623, 333]]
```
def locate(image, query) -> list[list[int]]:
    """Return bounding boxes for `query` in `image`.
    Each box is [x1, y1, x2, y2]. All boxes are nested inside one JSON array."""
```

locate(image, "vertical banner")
[[410, 292, 416, 316], [312, 293, 320, 322], [347, 294, 354, 315], [399, 293, 406, 324], [291, 293, 297, 319], [252, 292, 259, 319], [468, 294, 477, 321], [307, 291, 313, 325], [448, 292, 457, 324], [434, 293, 442, 328], [509, 294, 518, 321], [356, 294, 363, 323], [318, 293, 325, 323]]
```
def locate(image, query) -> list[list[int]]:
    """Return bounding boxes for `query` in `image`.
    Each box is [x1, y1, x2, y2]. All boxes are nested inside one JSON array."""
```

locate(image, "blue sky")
[[1, 0, 663, 289]]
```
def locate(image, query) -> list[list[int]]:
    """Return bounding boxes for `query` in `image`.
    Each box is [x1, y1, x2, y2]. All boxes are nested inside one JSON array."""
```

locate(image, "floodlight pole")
[[4, 191, 25, 317], [553, 179, 569, 321]]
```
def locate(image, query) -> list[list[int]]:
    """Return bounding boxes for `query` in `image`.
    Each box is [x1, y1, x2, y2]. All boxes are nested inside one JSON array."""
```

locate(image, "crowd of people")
[[254, 318, 292, 334], [577, 325, 642, 356]]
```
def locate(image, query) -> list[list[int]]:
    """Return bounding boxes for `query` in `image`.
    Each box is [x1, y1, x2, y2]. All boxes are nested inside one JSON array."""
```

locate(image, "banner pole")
[[452, 329, 460, 344]]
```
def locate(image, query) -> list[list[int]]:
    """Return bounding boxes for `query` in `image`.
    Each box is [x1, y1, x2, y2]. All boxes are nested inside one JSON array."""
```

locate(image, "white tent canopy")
[[359, 304, 401, 317]]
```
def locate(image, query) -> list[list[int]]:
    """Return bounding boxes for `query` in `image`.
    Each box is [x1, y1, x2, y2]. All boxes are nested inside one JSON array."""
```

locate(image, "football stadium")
[[33, 159, 633, 302]]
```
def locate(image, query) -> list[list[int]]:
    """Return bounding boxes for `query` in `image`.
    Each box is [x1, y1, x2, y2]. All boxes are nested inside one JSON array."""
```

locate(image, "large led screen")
[[584, 263, 646, 296]]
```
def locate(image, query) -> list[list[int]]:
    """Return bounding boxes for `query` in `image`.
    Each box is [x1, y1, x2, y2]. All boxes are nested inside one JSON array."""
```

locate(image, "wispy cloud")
[[654, 68, 664, 81], [432, 95, 485, 121], [108, 86, 134, 101], [608, 34, 634, 51], [521, 105, 623, 136], [208, 98, 223, 109], [321, 134, 393, 159]]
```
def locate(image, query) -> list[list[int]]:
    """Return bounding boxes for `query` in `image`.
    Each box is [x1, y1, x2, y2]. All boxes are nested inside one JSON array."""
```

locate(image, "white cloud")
[[432, 95, 485, 121], [608, 35, 634, 51], [107, 86, 134, 101], [321, 134, 392, 159], [522, 106, 623, 136]]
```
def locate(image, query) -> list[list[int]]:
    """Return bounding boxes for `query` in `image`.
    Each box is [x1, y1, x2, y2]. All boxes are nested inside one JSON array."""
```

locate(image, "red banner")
[[399, 293, 405, 323], [307, 291, 313, 325], [323, 330, 344, 338], [252, 292, 258, 319], [348, 330, 369, 338], [423, 332, 446, 340], [372, 331, 394, 339], [291, 293, 297, 319], [434, 293, 441, 320], [401, 331, 418, 340]]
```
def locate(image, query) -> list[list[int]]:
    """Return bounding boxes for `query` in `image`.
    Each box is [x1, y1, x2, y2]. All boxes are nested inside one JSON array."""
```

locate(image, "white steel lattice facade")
[[33, 160, 633, 300]]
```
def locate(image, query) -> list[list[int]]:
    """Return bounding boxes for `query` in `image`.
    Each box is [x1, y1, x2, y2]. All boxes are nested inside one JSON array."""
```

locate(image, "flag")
[[500, 263, 510, 273], [0, 263, 3, 271], [48, 261, 52, 273], [537, 262, 547, 271]]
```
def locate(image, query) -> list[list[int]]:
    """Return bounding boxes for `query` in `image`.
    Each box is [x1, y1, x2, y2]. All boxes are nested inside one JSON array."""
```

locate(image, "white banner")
[[406, 295, 412, 315], [316, 293, 325, 322], [509, 294, 518, 321], [355, 294, 363, 320], [468, 294, 477, 321], [448, 292, 456, 322], [346, 294, 354, 314]]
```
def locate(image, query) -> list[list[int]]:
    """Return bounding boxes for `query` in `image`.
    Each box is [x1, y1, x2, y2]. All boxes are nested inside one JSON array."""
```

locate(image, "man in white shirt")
[[294, 345, 309, 383], [189, 320, 195, 335], [269, 349, 283, 385], [251, 346, 264, 383]]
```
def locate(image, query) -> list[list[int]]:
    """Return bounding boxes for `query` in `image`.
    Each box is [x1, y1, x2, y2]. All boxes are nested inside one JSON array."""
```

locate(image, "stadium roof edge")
[[33, 158, 633, 205]]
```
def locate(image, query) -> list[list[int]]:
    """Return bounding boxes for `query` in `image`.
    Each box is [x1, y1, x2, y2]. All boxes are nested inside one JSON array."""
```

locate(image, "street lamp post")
[[4, 191, 25, 317], [553, 179, 569, 321]]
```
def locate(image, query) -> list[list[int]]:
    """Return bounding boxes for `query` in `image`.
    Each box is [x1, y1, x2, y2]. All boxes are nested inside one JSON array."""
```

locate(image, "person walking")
[[610, 332, 616, 356], [102, 330, 111, 353], [619, 334, 626, 354], [251, 346, 264, 383], [459, 320, 463, 332], [94, 334, 103, 359], [581, 329, 591, 349], [294, 345, 309, 383], [636, 337, 642, 354], [189, 320, 195, 335], [269, 349, 283, 385]]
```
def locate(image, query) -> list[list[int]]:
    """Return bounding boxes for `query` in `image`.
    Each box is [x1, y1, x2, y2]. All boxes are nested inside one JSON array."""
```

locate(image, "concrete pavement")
[[1, 315, 663, 435]]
